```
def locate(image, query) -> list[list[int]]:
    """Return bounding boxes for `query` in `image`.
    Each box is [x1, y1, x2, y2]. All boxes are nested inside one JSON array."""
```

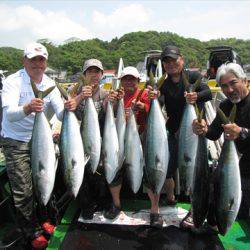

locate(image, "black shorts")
[[108, 165, 126, 187], [79, 163, 108, 209]]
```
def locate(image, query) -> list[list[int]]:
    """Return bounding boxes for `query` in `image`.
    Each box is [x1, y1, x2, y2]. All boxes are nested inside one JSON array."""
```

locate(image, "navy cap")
[[161, 45, 181, 60]]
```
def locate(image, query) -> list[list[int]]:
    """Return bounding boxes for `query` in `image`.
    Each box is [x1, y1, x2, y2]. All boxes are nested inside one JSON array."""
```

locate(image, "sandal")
[[180, 210, 195, 230]]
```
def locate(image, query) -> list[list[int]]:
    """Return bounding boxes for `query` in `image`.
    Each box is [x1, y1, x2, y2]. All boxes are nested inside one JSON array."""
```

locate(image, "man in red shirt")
[[104, 66, 151, 219], [122, 67, 150, 133]]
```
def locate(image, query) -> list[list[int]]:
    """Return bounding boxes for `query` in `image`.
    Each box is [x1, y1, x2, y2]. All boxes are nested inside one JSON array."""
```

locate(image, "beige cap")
[[120, 66, 140, 79], [24, 42, 48, 59], [83, 59, 104, 73]]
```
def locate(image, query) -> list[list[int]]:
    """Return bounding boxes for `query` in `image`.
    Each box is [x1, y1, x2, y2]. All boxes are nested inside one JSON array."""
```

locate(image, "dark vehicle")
[[206, 46, 242, 80], [243, 64, 250, 85]]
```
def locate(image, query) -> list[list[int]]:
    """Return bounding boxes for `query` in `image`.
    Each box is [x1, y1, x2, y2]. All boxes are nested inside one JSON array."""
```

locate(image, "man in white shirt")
[[1, 42, 77, 249]]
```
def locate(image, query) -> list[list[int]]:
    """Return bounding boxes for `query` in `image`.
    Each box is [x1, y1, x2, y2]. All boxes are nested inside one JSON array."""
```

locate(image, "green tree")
[[1, 31, 250, 76]]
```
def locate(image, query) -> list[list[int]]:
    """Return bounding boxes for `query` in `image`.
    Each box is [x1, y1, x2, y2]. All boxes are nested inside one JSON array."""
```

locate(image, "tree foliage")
[[1, 31, 250, 76], [0, 47, 23, 74]]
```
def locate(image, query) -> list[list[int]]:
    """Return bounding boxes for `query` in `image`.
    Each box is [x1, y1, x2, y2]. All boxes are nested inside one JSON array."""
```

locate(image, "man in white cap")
[[1, 42, 77, 249], [76, 58, 109, 120], [76, 58, 117, 220], [103, 66, 155, 221]]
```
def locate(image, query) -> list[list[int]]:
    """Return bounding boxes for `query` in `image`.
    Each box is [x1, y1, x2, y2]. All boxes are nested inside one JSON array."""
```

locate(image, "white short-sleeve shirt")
[[1, 68, 64, 142]]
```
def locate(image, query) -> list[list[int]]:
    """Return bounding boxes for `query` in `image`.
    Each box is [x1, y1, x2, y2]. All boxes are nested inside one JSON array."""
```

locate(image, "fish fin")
[[194, 104, 204, 122], [217, 106, 236, 125], [38, 161, 45, 172], [31, 81, 55, 99], [229, 198, 234, 210], [42, 86, 56, 99], [194, 104, 200, 119], [157, 72, 167, 89], [217, 107, 229, 124], [79, 74, 91, 87], [135, 89, 145, 102], [148, 71, 156, 89], [192, 76, 202, 92], [71, 158, 77, 169], [184, 153, 191, 163], [84, 154, 90, 164], [200, 108, 204, 121], [55, 80, 69, 100], [229, 104, 237, 123], [155, 155, 161, 169], [75, 75, 84, 92], [182, 71, 190, 92], [31, 81, 40, 98], [69, 82, 81, 97], [78, 74, 85, 85]]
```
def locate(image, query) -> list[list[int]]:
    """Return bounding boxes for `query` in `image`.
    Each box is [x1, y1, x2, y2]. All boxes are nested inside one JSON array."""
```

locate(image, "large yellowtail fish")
[[31, 82, 57, 205], [57, 82, 88, 198]]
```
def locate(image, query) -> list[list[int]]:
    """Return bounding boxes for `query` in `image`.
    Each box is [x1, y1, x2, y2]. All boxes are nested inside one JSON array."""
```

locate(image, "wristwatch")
[[239, 127, 249, 140]]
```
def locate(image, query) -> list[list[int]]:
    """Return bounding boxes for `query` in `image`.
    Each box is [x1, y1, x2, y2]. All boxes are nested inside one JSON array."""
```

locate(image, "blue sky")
[[1, 0, 250, 49]]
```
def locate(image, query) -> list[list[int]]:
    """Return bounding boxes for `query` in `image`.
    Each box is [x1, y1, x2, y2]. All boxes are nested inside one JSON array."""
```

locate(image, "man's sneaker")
[[31, 234, 48, 249], [103, 203, 121, 220], [41, 221, 56, 235], [150, 213, 163, 229]]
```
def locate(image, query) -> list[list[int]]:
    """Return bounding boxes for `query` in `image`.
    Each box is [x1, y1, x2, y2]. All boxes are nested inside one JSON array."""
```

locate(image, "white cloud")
[[1, 1, 250, 49], [92, 3, 152, 39], [0, 3, 93, 48], [155, 4, 250, 41], [90, 2, 250, 41]]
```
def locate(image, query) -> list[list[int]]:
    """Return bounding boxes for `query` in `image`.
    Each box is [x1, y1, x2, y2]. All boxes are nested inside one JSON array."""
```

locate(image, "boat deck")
[[1, 162, 250, 250], [47, 200, 250, 250]]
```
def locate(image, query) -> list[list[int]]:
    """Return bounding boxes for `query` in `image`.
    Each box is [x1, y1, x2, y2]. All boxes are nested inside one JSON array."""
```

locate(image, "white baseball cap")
[[120, 66, 140, 79], [24, 42, 48, 59], [83, 59, 104, 73]]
